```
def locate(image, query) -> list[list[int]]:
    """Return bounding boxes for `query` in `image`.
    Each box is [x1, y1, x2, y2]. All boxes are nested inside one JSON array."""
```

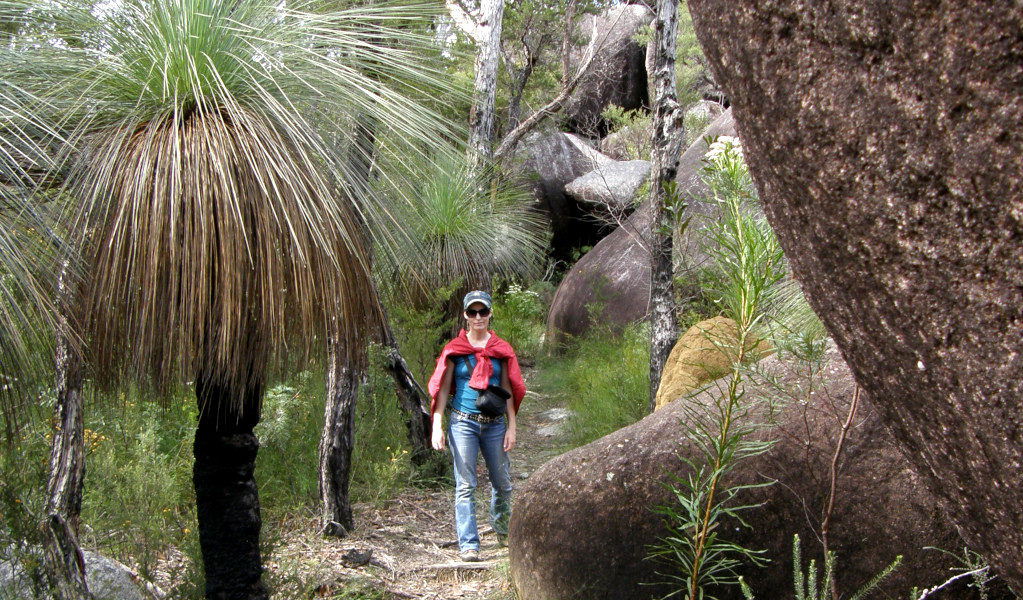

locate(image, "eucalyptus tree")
[[446, 0, 506, 170], [647, 0, 685, 411], [1, 0, 460, 598], [447, 0, 608, 166]]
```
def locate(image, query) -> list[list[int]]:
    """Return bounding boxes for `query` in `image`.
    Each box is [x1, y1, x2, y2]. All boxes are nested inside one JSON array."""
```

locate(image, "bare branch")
[[493, 17, 601, 162], [822, 384, 861, 600], [913, 567, 991, 600]]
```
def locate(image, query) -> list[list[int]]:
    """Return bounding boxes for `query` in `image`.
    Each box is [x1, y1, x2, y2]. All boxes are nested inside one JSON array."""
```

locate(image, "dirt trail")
[[269, 384, 570, 599]]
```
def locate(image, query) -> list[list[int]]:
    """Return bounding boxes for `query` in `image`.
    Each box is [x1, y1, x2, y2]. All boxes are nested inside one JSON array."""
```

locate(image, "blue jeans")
[[448, 412, 512, 552]]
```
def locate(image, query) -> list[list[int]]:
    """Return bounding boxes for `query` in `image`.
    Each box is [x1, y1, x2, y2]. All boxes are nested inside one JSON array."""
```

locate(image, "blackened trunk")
[[193, 374, 267, 600], [647, 0, 684, 412], [379, 317, 431, 465], [40, 262, 91, 600], [318, 342, 359, 537]]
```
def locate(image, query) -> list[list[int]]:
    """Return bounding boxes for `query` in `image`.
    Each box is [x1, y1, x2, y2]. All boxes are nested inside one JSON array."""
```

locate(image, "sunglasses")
[[465, 307, 491, 318]]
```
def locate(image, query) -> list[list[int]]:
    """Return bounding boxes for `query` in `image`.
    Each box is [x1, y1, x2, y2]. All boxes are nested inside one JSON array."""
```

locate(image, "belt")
[[451, 409, 503, 424]]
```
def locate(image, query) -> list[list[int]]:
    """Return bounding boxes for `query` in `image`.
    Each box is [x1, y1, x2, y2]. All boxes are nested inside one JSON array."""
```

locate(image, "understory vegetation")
[[0, 278, 644, 599], [3, 137, 1002, 600]]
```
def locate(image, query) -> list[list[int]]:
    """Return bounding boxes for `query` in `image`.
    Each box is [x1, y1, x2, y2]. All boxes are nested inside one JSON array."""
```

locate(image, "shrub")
[[255, 372, 324, 515], [491, 281, 548, 362], [79, 388, 197, 578], [649, 134, 782, 600]]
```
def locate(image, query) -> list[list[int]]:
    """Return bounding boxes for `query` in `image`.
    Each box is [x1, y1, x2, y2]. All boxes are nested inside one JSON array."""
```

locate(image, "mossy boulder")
[[653, 316, 771, 410]]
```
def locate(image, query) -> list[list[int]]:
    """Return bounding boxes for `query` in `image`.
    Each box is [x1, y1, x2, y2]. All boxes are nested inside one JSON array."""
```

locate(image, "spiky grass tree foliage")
[[380, 159, 548, 308], [0, 86, 65, 429], [0, 190, 60, 426], [2, 0, 461, 597]]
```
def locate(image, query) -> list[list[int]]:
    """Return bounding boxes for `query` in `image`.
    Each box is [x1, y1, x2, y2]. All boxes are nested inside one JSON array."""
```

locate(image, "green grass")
[[536, 323, 650, 447]]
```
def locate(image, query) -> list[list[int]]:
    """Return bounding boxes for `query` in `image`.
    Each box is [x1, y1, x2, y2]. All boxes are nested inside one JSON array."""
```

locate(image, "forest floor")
[[153, 380, 572, 599]]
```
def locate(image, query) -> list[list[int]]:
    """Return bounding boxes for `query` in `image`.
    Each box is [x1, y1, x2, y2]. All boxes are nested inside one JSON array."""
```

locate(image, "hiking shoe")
[[460, 549, 481, 562]]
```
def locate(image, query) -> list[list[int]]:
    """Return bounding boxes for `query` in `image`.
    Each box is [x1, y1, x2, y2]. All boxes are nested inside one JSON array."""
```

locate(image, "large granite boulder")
[[563, 4, 653, 137], [565, 159, 651, 213], [546, 110, 736, 345], [509, 347, 1001, 600], [688, 1, 1023, 588], [514, 131, 614, 261]]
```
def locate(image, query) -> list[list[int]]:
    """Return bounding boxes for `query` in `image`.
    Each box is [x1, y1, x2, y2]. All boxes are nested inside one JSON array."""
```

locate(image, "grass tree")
[[0, 85, 64, 425], [1, 0, 460, 597], [1, 83, 90, 598], [379, 158, 548, 317]]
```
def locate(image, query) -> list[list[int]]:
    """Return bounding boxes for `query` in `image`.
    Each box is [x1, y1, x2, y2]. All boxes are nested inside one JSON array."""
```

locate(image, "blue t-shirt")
[[451, 355, 502, 414]]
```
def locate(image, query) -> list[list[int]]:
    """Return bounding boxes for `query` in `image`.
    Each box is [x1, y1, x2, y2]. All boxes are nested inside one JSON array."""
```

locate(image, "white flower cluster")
[[705, 136, 744, 162], [505, 283, 541, 303]]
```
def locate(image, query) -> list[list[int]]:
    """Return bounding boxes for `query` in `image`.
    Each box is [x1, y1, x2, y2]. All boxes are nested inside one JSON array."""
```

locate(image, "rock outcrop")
[[546, 110, 736, 344], [565, 159, 650, 213], [563, 4, 653, 137], [688, 1, 1023, 588], [513, 131, 614, 260], [509, 348, 1003, 600]]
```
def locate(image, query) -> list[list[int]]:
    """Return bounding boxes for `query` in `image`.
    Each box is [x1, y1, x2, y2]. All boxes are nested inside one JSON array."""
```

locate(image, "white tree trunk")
[[647, 0, 684, 412], [466, 0, 505, 171]]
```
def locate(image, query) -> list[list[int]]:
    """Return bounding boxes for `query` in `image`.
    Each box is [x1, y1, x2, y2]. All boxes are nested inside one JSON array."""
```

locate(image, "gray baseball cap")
[[462, 290, 492, 310]]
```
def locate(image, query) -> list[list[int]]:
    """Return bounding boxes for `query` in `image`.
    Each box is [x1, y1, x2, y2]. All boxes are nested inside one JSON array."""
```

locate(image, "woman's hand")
[[431, 413, 446, 451], [503, 422, 516, 452]]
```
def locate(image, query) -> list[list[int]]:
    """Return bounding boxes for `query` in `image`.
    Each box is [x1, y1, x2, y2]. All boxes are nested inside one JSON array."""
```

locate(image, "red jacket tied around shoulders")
[[427, 329, 526, 419]]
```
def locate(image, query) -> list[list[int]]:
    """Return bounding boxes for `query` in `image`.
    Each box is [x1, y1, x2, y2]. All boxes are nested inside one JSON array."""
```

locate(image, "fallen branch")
[[913, 567, 990, 599]]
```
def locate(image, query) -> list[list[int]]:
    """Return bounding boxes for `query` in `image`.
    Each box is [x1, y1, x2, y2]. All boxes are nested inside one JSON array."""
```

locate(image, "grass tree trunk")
[[40, 262, 91, 600], [318, 338, 359, 537], [193, 372, 267, 600], [647, 0, 685, 412], [466, 0, 504, 171], [346, 115, 430, 464], [379, 306, 431, 465]]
